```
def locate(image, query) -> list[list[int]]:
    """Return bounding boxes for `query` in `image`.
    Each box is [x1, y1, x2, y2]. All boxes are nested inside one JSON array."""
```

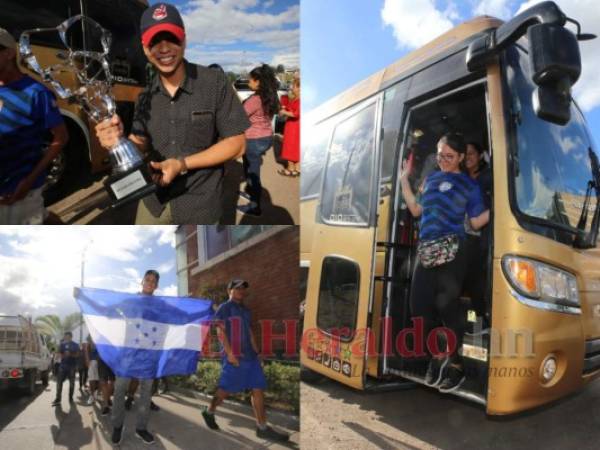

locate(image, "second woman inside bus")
[[400, 133, 489, 393]]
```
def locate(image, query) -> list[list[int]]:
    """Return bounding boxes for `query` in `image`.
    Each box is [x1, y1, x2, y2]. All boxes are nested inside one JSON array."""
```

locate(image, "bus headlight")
[[502, 256, 580, 311], [541, 356, 557, 382]]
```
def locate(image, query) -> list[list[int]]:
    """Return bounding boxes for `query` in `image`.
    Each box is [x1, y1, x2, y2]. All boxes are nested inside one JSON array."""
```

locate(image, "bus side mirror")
[[528, 23, 581, 125]]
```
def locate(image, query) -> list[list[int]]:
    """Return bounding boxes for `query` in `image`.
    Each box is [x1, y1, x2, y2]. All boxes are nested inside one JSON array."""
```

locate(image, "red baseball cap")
[[140, 3, 185, 47]]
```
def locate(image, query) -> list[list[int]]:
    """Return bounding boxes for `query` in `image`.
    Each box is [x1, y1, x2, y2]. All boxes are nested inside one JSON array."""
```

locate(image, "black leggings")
[[409, 240, 468, 363]]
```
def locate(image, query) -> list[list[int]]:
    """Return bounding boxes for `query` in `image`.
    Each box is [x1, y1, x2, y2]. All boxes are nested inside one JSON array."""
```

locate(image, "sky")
[[0, 226, 179, 323], [302, 0, 600, 148], [150, 0, 300, 74]]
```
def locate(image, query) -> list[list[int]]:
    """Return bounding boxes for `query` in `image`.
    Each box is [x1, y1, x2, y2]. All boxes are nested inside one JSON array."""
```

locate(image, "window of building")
[[200, 225, 272, 262]]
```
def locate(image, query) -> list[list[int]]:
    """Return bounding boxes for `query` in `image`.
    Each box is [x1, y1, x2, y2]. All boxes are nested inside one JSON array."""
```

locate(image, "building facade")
[[176, 225, 299, 359]]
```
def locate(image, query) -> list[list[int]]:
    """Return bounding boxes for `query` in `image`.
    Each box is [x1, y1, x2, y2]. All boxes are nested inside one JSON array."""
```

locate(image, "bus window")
[[301, 119, 333, 199], [316, 256, 360, 341], [506, 45, 600, 245], [381, 82, 408, 181], [320, 100, 378, 226]]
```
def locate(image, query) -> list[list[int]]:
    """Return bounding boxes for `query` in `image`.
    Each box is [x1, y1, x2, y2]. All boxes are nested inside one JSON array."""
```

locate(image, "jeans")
[[112, 377, 153, 430], [243, 136, 273, 207], [55, 366, 76, 401]]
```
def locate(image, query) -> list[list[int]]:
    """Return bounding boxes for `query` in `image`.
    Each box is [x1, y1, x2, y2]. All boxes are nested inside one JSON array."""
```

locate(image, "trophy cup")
[[19, 15, 156, 208]]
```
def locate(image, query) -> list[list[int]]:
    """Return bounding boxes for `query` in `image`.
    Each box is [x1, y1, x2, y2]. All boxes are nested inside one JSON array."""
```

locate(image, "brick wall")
[[184, 226, 299, 359]]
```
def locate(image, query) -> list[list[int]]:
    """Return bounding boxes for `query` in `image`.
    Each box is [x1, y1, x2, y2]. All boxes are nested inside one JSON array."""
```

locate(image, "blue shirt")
[[417, 171, 485, 240], [59, 341, 80, 368], [0, 75, 63, 195], [214, 300, 258, 361]]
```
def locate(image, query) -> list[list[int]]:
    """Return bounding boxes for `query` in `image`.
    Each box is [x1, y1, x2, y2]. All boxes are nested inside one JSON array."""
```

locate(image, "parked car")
[[0, 315, 52, 395]]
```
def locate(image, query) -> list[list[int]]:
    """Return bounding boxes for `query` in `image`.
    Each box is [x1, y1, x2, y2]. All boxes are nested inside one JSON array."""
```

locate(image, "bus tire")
[[43, 118, 91, 206], [300, 365, 324, 384]]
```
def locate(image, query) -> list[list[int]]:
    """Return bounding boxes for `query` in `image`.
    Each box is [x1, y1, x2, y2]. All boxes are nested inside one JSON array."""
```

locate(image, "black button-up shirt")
[[131, 61, 250, 223]]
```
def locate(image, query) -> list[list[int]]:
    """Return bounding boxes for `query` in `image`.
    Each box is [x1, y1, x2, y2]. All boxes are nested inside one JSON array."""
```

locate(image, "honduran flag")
[[74, 287, 214, 379]]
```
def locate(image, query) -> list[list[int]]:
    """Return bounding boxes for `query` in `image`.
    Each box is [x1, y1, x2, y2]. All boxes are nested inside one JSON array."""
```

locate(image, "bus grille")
[[583, 339, 600, 374]]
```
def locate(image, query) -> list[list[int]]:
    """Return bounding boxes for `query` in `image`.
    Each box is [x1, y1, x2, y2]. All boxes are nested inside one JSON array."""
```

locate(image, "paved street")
[[0, 379, 299, 450], [47, 137, 298, 225], [301, 378, 600, 450]]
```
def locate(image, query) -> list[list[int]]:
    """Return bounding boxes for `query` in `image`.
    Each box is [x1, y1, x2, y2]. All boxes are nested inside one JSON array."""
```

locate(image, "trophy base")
[[104, 163, 157, 209]]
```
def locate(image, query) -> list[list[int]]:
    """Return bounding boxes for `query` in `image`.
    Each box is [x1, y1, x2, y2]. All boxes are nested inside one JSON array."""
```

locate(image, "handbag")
[[417, 234, 459, 268]]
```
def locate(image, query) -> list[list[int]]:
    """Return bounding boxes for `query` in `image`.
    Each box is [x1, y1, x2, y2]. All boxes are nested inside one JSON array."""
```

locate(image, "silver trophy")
[[19, 15, 156, 208]]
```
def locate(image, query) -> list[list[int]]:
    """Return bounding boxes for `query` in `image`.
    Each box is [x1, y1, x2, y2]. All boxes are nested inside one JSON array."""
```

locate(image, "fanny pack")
[[417, 234, 459, 268]]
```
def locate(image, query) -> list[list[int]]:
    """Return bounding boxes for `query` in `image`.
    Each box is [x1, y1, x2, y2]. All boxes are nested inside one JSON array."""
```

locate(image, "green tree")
[[35, 313, 82, 344], [276, 64, 285, 74]]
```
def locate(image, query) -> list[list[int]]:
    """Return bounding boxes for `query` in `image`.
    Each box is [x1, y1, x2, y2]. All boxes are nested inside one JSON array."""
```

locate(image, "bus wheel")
[[301, 365, 324, 384], [43, 118, 91, 206]]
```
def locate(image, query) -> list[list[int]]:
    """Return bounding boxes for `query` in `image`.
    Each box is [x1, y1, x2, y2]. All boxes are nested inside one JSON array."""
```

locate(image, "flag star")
[[136, 324, 141, 329], [152, 326, 157, 332], [144, 332, 148, 337], [152, 341, 156, 346]]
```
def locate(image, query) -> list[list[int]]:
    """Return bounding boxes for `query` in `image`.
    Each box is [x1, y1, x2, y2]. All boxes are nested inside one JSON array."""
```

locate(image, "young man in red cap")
[[95, 3, 249, 224], [201, 279, 289, 442]]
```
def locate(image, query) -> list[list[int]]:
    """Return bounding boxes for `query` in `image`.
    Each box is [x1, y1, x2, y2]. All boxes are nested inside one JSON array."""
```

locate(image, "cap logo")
[[152, 4, 168, 21], [0, 99, 3, 113]]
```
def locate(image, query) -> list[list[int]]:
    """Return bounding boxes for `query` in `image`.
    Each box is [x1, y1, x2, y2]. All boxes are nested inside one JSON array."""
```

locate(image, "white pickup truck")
[[0, 315, 52, 395]]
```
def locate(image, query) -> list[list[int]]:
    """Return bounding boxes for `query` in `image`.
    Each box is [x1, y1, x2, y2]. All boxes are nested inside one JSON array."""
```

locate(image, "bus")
[[300, 1, 600, 415], [1, 0, 149, 204]]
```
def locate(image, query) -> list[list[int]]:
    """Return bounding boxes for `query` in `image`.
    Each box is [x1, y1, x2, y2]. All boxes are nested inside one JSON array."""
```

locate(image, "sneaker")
[[51, 399, 60, 407], [438, 366, 466, 393], [201, 407, 219, 430], [111, 426, 123, 445], [101, 406, 110, 416], [256, 425, 290, 442], [135, 429, 155, 444], [150, 400, 160, 411], [424, 357, 448, 387], [237, 204, 262, 217], [125, 396, 134, 410]]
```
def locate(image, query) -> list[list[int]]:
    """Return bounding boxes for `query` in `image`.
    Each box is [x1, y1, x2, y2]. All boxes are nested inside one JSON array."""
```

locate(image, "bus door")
[[303, 94, 384, 389], [381, 79, 492, 399]]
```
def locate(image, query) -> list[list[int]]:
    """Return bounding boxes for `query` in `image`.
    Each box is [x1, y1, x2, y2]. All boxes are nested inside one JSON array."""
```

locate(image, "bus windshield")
[[506, 44, 600, 244]]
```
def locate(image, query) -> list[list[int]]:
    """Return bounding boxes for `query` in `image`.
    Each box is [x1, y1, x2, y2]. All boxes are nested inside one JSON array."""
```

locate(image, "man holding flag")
[[75, 269, 213, 445]]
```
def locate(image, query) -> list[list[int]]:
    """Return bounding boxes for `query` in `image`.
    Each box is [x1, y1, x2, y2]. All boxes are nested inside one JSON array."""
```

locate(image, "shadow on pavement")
[[0, 383, 48, 432], [50, 402, 93, 450], [305, 378, 600, 450]]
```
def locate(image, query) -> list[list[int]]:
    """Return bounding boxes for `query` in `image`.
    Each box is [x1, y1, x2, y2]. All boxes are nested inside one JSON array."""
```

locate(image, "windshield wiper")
[[573, 147, 600, 249]]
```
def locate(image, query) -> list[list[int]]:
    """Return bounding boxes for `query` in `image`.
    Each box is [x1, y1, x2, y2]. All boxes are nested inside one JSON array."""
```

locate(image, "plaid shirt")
[[131, 61, 249, 223]]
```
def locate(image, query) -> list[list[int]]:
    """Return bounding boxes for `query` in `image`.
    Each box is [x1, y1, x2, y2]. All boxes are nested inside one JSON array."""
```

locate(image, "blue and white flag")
[[74, 287, 214, 379]]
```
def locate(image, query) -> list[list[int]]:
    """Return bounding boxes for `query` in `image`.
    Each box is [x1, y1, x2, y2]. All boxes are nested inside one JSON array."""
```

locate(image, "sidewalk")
[[1, 380, 299, 450]]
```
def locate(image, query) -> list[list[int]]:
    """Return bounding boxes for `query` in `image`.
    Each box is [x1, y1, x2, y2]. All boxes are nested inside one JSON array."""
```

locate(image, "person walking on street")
[[111, 270, 161, 445], [52, 332, 80, 406], [201, 279, 289, 442]]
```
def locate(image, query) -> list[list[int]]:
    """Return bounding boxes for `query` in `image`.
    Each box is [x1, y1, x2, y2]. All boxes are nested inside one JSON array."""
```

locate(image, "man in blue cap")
[[201, 279, 289, 442]]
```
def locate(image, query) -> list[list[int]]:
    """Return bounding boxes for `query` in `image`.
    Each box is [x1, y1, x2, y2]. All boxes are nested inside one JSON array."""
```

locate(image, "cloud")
[[0, 227, 176, 320], [157, 284, 178, 297], [474, 0, 514, 19], [516, 0, 600, 111], [381, 0, 454, 49]]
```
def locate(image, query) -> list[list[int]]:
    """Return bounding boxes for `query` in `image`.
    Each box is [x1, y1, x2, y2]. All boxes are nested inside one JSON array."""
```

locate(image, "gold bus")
[[300, 1, 600, 415], [1, 0, 149, 203]]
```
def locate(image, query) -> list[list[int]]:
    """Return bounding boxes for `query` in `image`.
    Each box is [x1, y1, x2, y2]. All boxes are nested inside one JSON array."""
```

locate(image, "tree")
[[35, 313, 83, 345], [276, 64, 285, 74]]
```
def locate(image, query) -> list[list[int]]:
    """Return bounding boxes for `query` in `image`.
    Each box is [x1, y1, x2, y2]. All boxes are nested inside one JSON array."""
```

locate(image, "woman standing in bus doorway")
[[463, 142, 492, 325], [278, 78, 300, 177], [400, 133, 489, 393], [238, 64, 281, 217]]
